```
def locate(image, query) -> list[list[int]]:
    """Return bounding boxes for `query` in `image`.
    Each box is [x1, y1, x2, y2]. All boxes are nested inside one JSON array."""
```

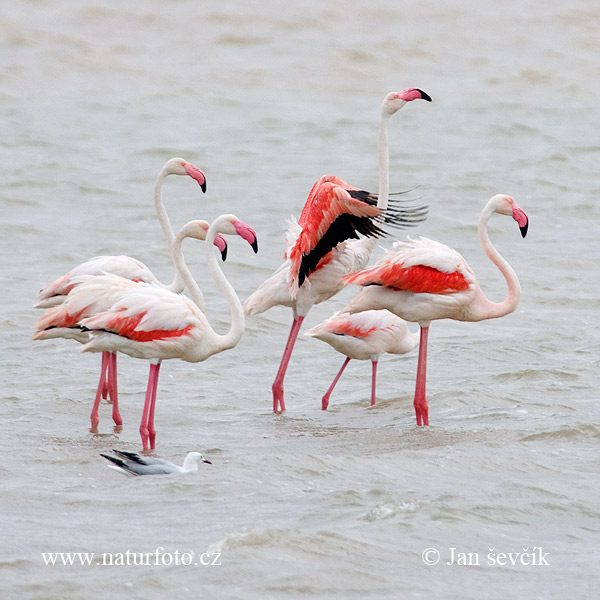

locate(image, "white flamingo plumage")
[[305, 310, 419, 409], [39, 215, 258, 450], [33, 158, 209, 429], [244, 88, 431, 413], [33, 219, 227, 430], [343, 194, 530, 425]]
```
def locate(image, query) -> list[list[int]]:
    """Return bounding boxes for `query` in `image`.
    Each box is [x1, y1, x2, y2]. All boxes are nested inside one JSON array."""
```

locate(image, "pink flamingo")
[[40, 215, 257, 450], [244, 88, 431, 413], [343, 194, 530, 425], [305, 310, 419, 409], [33, 158, 209, 429], [34, 219, 227, 430]]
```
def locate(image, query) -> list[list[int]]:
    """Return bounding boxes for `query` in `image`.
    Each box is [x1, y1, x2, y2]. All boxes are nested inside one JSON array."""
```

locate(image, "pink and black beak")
[[512, 203, 529, 238], [214, 233, 228, 261], [183, 163, 207, 193], [234, 221, 259, 254]]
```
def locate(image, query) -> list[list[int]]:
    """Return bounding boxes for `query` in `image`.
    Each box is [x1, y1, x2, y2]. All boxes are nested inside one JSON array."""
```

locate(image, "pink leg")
[[413, 326, 430, 426], [272, 316, 304, 413], [139, 362, 160, 451], [108, 353, 122, 426], [322, 357, 351, 410], [90, 353, 110, 430], [100, 352, 110, 400], [371, 360, 378, 406], [146, 362, 161, 450]]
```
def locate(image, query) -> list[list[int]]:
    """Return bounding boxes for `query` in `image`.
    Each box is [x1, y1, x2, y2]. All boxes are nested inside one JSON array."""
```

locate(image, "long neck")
[[474, 205, 521, 319], [361, 111, 392, 256], [203, 225, 245, 353], [172, 231, 205, 311], [154, 167, 185, 292], [377, 111, 391, 211]]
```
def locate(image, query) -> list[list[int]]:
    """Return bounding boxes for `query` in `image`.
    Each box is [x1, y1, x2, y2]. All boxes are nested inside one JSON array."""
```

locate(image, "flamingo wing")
[[33, 273, 142, 338], [290, 182, 385, 289], [34, 255, 157, 308], [344, 237, 474, 294], [80, 285, 201, 343]]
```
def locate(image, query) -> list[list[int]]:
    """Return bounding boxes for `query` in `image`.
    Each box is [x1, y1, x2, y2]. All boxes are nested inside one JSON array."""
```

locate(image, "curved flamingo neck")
[[172, 226, 206, 311], [154, 165, 176, 250], [154, 166, 184, 293], [204, 219, 245, 353], [475, 202, 521, 320]]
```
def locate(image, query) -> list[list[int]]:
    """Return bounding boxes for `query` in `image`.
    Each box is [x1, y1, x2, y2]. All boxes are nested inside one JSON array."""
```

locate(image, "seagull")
[[100, 449, 211, 476]]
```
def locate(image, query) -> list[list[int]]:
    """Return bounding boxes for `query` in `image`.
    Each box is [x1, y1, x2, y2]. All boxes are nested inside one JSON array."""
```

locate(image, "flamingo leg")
[[272, 316, 304, 413], [139, 362, 160, 451], [100, 352, 110, 400], [90, 354, 110, 430], [413, 326, 429, 426], [108, 353, 122, 427], [321, 357, 351, 410], [146, 362, 161, 450], [371, 360, 378, 406]]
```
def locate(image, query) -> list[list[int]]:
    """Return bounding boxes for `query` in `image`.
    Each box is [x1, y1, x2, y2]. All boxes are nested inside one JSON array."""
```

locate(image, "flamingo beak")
[[214, 234, 228, 261], [512, 204, 529, 238], [183, 163, 207, 192], [234, 221, 259, 253], [397, 88, 432, 103]]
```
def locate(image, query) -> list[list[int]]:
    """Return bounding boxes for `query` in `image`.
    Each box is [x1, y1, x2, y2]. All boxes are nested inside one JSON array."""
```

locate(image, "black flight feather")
[[297, 193, 429, 288]]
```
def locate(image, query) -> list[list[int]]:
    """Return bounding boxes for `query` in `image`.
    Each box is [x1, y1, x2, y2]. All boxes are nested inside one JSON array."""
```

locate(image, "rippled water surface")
[[1, 1, 599, 598]]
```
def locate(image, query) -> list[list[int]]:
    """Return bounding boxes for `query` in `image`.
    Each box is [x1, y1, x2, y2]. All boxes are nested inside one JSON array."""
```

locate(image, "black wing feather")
[[297, 191, 428, 287], [100, 453, 141, 476], [111, 449, 150, 465]]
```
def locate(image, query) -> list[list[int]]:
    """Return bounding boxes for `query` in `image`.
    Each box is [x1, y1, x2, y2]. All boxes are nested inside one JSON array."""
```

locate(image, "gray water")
[[1, 1, 599, 598]]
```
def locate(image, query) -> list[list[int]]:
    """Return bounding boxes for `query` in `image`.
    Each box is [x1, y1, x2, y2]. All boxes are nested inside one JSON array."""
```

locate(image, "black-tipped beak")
[[251, 238, 258, 254], [417, 89, 432, 102], [201, 181, 207, 193], [520, 219, 529, 238], [220, 246, 228, 262], [203, 459, 212, 464]]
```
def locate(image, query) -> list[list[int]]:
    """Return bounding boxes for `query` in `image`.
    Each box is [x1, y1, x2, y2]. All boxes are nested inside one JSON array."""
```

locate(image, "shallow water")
[[1, 1, 599, 598]]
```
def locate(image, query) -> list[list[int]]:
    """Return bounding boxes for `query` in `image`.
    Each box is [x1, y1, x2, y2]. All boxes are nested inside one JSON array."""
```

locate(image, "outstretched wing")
[[289, 176, 428, 291]]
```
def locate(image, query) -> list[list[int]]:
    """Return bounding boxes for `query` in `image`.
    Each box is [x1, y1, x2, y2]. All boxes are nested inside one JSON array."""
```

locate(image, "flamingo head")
[[382, 88, 432, 116], [215, 215, 259, 254], [492, 194, 529, 238], [179, 220, 228, 261], [165, 157, 207, 192]]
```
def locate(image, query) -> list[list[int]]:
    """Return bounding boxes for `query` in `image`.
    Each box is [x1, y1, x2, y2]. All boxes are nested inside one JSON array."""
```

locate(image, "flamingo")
[[244, 88, 431, 413], [305, 310, 419, 409], [42, 215, 258, 450], [343, 194, 530, 425], [33, 157, 209, 428], [33, 219, 227, 430], [101, 449, 212, 476]]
